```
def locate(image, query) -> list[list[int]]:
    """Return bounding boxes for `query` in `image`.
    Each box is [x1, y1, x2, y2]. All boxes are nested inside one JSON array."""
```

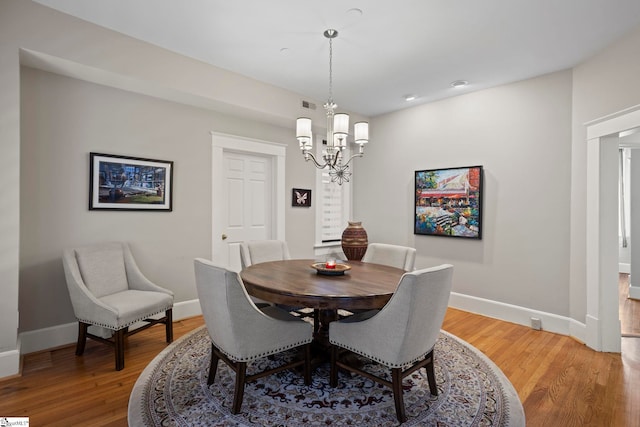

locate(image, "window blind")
[[321, 170, 344, 242]]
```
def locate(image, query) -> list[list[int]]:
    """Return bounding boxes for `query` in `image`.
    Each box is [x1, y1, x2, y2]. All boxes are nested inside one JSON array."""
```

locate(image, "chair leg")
[[392, 368, 408, 423], [425, 355, 438, 396], [114, 329, 126, 371], [303, 344, 312, 386], [208, 343, 220, 385], [313, 309, 320, 335], [165, 308, 173, 343], [329, 345, 339, 387], [76, 322, 88, 356], [231, 362, 247, 414]]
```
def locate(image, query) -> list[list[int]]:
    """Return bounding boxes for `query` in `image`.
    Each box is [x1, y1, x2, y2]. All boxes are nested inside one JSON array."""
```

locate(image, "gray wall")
[[355, 71, 573, 315], [19, 68, 319, 331]]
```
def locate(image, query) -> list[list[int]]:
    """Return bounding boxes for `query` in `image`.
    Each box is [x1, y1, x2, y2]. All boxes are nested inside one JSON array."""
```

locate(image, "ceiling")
[[33, 0, 640, 117]]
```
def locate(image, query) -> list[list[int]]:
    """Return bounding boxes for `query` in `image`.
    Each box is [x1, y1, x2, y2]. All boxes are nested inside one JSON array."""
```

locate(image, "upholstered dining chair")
[[62, 242, 174, 371], [239, 239, 291, 268], [194, 258, 313, 414], [240, 240, 316, 324], [329, 264, 453, 423], [239, 239, 291, 307], [361, 243, 417, 271]]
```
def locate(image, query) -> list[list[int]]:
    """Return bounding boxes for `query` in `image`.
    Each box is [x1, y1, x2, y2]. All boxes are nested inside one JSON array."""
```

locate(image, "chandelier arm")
[[303, 150, 329, 169], [330, 151, 341, 168], [340, 152, 363, 168]]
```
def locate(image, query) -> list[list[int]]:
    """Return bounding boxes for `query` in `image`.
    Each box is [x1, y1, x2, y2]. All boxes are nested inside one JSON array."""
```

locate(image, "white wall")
[[630, 151, 640, 293], [619, 148, 631, 272], [356, 71, 573, 315]]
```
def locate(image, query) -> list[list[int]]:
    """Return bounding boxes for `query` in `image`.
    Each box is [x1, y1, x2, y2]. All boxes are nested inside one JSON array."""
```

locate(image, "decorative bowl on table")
[[311, 262, 351, 276]]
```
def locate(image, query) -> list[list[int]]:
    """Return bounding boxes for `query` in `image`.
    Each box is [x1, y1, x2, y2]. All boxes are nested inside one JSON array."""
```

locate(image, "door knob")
[[221, 234, 228, 240]]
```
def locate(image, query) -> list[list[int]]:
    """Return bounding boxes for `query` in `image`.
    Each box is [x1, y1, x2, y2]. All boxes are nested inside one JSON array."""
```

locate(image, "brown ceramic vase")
[[341, 221, 368, 261]]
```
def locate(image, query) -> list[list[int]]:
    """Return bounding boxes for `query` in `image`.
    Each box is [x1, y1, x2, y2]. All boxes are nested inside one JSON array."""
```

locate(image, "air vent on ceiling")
[[301, 100, 317, 110]]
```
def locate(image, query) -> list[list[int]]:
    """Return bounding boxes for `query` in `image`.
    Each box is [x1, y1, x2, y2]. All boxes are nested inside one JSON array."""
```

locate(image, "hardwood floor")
[[0, 310, 638, 426], [620, 273, 640, 336]]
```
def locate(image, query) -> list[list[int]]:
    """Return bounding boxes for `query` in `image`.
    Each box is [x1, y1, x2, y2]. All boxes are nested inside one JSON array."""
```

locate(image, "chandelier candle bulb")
[[354, 122, 369, 144], [296, 117, 313, 149], [334, 113, 349, 137]]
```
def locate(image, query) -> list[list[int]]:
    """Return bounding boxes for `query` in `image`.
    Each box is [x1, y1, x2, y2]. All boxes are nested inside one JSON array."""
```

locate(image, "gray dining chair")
[[238, 239, 291, 308], [361, 243, 416, 271], [240, 239, 316, 325], [62, 242, 174, 371], [194, 258, 313, 414], [239, 239, 291, 268], [329, 264, 453, 423]]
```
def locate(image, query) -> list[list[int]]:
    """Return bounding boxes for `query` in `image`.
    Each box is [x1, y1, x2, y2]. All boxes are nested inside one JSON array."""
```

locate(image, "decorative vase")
[[341, 221, 368, 261]]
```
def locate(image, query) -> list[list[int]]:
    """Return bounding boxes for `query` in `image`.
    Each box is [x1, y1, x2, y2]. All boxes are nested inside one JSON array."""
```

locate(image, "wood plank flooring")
[[0, 309, 638, 426], [620, 273, 640, 336]]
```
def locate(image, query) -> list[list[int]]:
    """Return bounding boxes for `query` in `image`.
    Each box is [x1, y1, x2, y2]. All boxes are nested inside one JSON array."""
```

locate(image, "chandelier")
[[296, 29, 369, 185]]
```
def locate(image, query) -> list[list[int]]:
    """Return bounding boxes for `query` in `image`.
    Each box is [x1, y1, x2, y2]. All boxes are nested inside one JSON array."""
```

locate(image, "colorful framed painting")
[[89, 152, 173, 211], [292, 188, 311, 207], [414, 165, 483, 239]]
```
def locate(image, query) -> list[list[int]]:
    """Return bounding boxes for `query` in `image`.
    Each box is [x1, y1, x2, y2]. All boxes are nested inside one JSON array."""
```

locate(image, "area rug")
[[128, 326, 525, 426]]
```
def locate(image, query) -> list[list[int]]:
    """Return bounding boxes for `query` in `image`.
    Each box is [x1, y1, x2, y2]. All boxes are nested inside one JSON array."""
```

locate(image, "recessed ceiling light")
[[347, 8, 363, 17], [404, 95, 416, 101], [451, 80, 468, 88], [280, 47, 290, 54]]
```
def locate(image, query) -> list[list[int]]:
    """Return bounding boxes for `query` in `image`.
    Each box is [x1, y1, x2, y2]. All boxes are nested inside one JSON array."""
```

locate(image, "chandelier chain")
[[328, 36, 333, 105]]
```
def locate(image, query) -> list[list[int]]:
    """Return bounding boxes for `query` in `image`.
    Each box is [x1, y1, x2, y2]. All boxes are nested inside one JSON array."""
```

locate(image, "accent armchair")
[[329, 264, 453, 423], [62, 242, 174, 371], [194, 258, 313, 414], [361, 243, 417, 271]]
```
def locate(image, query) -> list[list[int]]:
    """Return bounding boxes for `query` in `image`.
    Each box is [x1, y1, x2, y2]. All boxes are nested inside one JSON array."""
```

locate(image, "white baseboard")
[[619, 262, 630, 274], [448, 292, 582, 338], [15, 294, 590, 359], [629, 284, 640, 300], [0, 346, 21, 379], [172, 298, 202, 320], [18, 299, 202, 355]]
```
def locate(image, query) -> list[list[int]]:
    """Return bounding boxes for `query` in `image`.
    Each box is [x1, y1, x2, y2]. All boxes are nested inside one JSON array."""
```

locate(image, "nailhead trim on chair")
[[329, 339, 435, 369], [215, 337, 313, 362], [76, 306, 173, 331]]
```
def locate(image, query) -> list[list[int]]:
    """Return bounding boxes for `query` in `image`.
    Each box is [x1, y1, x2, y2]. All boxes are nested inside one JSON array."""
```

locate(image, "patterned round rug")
[[129, 326, 525, 426]]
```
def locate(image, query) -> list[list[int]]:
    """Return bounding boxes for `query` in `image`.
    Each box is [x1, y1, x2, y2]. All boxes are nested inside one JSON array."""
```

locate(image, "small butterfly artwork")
[[292, 188, 311, 207]]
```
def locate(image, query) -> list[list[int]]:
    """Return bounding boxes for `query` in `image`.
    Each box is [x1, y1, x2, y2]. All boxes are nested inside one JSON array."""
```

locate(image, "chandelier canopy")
[[296, 29, 369, 185]]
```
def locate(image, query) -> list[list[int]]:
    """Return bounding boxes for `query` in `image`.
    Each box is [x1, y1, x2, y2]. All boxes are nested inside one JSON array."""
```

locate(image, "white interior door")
[[211, 133, 286, 271], [221, 151, 272, 270]]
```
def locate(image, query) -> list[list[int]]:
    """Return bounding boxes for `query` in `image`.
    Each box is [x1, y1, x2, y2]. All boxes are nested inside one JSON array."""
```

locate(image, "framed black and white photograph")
[[89, 152, 173, 211], [292, 188, 311, 207]]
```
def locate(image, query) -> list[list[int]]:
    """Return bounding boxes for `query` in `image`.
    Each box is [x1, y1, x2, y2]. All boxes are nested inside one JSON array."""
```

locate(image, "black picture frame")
[[414, 165, 483, 239], [89, 152, 173, 211], [292, 188, 311, 207]]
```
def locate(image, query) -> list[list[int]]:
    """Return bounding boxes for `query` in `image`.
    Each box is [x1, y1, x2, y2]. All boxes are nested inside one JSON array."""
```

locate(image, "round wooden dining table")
[[240, 259, 407, 346]]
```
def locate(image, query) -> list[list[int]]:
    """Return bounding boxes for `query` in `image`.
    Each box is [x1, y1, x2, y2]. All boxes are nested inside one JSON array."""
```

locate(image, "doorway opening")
[[586, 105, 640, 353]]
